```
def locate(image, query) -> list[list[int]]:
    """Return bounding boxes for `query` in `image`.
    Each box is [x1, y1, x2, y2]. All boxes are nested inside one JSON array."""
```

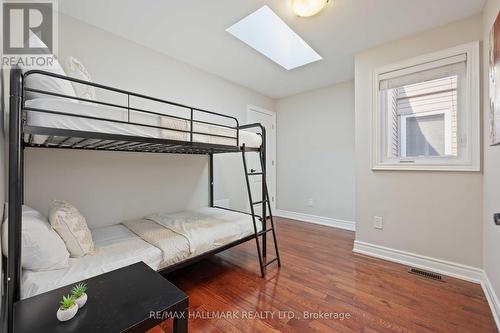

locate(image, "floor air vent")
[[408, 268, 443, 281]]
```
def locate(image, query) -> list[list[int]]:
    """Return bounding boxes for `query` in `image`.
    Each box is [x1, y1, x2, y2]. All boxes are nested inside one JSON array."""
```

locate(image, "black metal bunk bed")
[[4, 67, 281, 332]]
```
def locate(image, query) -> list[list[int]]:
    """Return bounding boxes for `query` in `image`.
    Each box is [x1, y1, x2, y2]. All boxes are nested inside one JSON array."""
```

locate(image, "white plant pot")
[[75, 293, 87, 308], [56, 304, 78, 322]]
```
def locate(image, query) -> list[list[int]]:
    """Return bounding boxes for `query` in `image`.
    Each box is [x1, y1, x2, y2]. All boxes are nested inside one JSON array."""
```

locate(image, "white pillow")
[[63, 56, 96, 100], [49, 201, 94, 257], [19, 33, 76, 100], [2, 205, 70, 271]]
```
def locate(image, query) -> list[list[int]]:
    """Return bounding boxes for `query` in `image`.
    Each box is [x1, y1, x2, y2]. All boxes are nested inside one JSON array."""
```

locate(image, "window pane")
[[384, 75, 459, 158], [405, 114, 445, 157]]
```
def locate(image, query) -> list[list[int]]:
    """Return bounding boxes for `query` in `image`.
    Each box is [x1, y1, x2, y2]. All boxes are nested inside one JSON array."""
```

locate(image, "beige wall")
[[354, 15, 483, 267], [276, 81, 355, 222], [23, 14, 274, 227], [482, 0, 500, 307]]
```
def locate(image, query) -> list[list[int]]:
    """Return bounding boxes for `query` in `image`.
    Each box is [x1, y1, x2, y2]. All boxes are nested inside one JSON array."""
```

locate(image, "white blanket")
[[146, 207, 259, 254], [123, 218, 190, 266], [22, 225, 162, 299], [25, 98, 262, 147]]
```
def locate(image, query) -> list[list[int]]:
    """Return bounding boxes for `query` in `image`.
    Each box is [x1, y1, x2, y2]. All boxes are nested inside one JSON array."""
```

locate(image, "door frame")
[[246, 104, 277, 211]]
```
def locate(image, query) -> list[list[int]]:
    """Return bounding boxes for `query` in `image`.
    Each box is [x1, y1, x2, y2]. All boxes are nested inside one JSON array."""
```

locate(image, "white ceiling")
[[59, 0, 486, 99]]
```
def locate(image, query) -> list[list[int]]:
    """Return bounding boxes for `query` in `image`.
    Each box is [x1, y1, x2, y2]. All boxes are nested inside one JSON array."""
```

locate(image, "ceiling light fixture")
[[290, 0, 330, 17]]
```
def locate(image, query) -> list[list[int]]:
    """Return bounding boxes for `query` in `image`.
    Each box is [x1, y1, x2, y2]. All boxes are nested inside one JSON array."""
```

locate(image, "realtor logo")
[[3, 1, 54, 54], [1, 0, 58, 68]]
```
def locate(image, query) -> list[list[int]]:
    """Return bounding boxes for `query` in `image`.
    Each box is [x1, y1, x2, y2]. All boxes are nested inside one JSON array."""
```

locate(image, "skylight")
[[226, 6, 322, 70]]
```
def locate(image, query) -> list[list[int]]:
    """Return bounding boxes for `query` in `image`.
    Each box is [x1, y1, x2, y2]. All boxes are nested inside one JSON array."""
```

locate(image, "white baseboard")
[[353, 240, 483, 282], [274, 209, 355, 231], [353, 240, 500, 331], [482, 272, 500, 331]]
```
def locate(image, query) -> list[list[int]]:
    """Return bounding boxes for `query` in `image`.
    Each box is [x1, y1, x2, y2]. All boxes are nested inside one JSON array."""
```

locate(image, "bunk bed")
[[4, 67, 281, 331]]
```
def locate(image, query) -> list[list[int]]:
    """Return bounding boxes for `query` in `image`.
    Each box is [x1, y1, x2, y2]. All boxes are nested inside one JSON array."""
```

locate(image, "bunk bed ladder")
[[242, 145, 281, 277]]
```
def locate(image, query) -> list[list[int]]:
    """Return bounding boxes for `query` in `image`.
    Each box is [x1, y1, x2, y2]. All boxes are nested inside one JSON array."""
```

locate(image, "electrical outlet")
[[494, 213, 500, 225], [307, 198, 314, 207], [373, 216, 383, 230]]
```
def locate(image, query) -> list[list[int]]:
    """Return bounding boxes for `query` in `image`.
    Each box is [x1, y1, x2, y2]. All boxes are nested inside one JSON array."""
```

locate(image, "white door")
[[246, 105, 276, 213]]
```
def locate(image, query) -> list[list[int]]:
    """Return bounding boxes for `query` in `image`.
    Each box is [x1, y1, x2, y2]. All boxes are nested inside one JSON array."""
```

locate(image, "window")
[[372, 42, 480, 171]]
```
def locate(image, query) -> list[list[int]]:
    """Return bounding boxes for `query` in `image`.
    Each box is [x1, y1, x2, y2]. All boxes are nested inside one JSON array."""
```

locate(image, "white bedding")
[[25, 98, 262, 147], [21, 208, 260, 299], [21, 224, 162, 299], [146, 207, 260, 255], [124, 207, 261, 268], [123, 219, 190, 268]]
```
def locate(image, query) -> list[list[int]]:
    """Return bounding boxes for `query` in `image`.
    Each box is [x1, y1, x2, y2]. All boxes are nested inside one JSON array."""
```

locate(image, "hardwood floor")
[[148, 217, 497, 333]]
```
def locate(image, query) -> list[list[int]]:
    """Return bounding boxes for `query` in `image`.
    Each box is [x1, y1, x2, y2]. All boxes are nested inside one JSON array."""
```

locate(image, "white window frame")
[[371, 41, 480, 171]]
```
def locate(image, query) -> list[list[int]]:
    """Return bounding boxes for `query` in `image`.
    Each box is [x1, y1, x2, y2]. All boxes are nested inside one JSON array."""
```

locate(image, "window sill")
[[372, 163, 480, 172]]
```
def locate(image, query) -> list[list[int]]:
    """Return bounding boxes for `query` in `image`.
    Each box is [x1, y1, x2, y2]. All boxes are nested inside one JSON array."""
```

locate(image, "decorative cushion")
[[20, 34, 77, 101], [63, 56, 97, 100], [2, 205, 69, 271], [49, 201, 94, 257]]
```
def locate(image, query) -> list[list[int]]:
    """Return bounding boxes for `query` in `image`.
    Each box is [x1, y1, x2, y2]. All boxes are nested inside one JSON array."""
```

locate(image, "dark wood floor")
[[149, 217, 497, 333]]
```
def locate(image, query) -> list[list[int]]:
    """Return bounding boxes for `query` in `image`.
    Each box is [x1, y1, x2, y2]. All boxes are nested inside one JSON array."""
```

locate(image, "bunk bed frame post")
[[209, 153, 214, 207], [260, 128, 267, 258], [7, 67, 24, 332]]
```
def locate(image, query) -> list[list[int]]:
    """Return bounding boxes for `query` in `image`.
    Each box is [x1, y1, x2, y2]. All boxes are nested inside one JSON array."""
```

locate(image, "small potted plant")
[[71, 282, 88, 308], [57, 295, 78, 322]]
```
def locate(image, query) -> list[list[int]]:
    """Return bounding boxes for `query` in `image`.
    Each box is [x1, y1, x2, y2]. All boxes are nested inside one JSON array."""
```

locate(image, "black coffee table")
[[14, 262, 188, 333]]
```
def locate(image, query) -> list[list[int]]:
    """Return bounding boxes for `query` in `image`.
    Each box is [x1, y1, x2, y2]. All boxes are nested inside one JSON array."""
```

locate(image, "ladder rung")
[[257, 228, 273, 236], [264, 257, 279, 267], [252, 200, 267, 205], [247, 172, 263, 176]]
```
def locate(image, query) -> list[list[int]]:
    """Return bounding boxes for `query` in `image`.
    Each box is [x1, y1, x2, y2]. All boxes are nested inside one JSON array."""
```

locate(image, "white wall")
[[276, 81, 355, 222], [482, 0, 500, 313], [354, 15, 484, 267], [25, 149, 209, 228], [23, 14, 274, 227]]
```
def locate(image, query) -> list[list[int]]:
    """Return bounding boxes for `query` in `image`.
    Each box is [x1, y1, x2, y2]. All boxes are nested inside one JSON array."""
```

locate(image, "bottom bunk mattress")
[[124, 207, 261, 269], [21, 224, 163, 299], [21, 207, 260, 299]]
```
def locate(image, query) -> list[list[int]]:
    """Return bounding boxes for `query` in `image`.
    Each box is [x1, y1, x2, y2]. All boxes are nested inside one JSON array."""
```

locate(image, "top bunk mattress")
[[24, 98, 262, 148]]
